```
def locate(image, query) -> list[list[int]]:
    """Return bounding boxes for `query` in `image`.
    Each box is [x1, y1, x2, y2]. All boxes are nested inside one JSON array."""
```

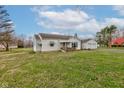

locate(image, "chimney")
[[74, 33, 78, 38]]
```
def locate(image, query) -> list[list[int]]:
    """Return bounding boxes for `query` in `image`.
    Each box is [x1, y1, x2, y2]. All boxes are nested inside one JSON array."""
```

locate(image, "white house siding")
[[36, 41, 42, 52], [33, 37, 42, 52], [82, 40, 97, 49], [33, 37, 36, 52], [33, 39, 61, 52], [41, 39, 60, 52]]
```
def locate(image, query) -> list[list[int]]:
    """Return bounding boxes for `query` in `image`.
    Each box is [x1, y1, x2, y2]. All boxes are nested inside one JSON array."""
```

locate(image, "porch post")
[[65, 42, 67, 51]]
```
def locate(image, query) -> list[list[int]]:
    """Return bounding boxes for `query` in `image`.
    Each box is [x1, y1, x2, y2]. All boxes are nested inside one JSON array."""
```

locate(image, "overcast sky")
[[5, 5, 124, 38]]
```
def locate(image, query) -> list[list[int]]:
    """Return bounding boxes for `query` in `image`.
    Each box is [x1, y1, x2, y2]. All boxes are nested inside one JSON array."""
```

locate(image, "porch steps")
[[60, 48, 66, 52]]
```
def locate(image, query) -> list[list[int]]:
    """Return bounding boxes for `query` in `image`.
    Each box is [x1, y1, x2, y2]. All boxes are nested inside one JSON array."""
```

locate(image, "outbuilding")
[[81, 39, 97, 50]]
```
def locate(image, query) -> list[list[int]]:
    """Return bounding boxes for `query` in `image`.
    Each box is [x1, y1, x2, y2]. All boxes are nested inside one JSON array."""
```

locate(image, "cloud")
[[113, 5, 124, 16], [51, 32, 62, 35], [79, 34, 95, 39], [38, 9, 90, 29], [40, 9, 89, 23], [31, 5, 54, 12], [35, 8, 101, 34], [32, 6, 124, 39], [103, 18, 124, 29], [75, 18, 100, 33]]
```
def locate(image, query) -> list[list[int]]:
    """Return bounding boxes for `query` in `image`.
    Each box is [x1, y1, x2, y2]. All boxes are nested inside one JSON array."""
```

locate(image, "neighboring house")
[[33, 33, 81, 52], [111, 37, 124, 46], [0, 44, 5, 49], [111, 30, 124, 47], [9, 44, 18, 49], [81, 39, 97, 49], [0, 43, 17, 50]]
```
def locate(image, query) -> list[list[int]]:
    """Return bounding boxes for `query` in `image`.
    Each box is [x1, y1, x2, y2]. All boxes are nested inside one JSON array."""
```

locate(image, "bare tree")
[[17, 34, 27, 48], [0, 6, 14, 51], [26, 36, 33, 48]]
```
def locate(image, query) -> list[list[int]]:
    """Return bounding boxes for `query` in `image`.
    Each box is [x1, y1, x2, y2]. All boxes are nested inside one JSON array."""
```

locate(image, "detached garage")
[[81, 39, 97, 50]]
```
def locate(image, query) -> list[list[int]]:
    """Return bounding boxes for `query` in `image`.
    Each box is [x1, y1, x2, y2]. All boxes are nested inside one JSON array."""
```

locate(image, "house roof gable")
[[34, 33, 81, 41], [38, 33, 72, 40], [34, 34, 41, 41]]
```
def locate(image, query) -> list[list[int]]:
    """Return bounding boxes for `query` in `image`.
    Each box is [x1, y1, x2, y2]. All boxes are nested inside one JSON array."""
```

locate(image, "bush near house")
[[0, 48, 124, 88]]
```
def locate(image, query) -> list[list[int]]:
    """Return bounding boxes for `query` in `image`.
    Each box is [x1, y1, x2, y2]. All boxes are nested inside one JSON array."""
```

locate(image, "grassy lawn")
[[0, 48, 124, 88]]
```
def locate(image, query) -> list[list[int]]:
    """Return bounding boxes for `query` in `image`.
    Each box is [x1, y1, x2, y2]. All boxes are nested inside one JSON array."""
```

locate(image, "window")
[[38, 43, 42, 47], [72, 42, 78, 48], [50, 41, 55, 47]]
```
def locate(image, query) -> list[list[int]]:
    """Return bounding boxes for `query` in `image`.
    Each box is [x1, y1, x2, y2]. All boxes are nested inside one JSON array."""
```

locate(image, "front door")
[[72, 42, 78, 49]]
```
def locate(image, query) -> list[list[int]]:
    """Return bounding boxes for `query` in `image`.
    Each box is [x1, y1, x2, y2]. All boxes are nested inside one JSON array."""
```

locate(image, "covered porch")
[[60, 40, 78, 52]]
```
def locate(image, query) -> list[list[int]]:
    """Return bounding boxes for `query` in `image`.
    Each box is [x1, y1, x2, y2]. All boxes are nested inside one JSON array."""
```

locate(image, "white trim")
[[38, 34, 42, 41]]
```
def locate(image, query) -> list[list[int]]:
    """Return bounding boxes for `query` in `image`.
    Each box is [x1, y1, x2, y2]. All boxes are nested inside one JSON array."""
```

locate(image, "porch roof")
[[60, 40, 72, 43]]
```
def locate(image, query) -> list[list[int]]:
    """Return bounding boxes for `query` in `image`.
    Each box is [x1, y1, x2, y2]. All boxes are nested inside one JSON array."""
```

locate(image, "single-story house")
[[33, 33, 81, 52], [81, 39, 97, 50]]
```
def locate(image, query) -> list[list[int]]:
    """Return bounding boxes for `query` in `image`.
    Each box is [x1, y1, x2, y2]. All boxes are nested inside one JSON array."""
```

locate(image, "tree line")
[[96, 25, 117, 48]]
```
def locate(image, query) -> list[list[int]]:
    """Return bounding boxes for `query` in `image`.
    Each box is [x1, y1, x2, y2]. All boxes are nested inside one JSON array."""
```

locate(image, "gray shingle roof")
[[81, 39, 92, 43], [39, 33, 71, 40]]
